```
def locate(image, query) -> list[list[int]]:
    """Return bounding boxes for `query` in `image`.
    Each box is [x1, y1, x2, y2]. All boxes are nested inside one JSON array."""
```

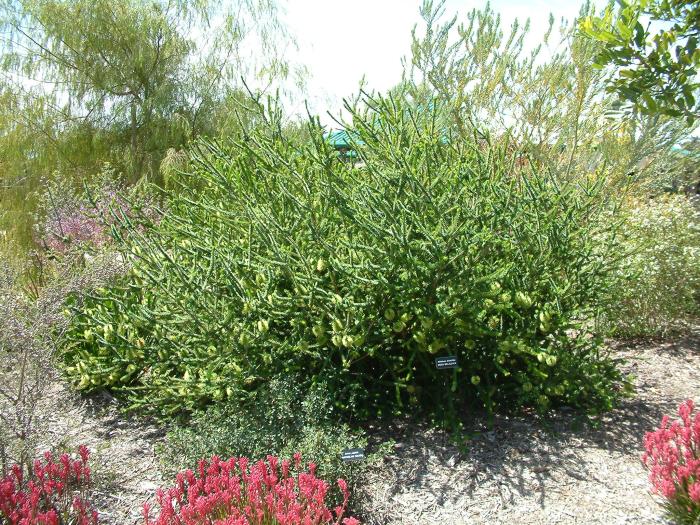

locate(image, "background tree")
[[0, 0, 299, 248], [406, 0, 688, 186], [581, 0, 700, 124]]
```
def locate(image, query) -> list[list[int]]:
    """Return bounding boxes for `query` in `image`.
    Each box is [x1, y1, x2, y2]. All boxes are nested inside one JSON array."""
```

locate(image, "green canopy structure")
[[325, 130, 363, 159], [324, 102, 448, 160]]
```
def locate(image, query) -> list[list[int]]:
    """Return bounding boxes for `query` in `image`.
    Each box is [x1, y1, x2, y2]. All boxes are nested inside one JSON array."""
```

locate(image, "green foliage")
[[666, 138, 700, 194], [160, 375, 382, 493], [581, 0, 700, 124], [407, 1, 688, 186], [60, 93, 626, 422], [0, 0, 299, 250], [0, 85, 111, 248], [0, 0, 294, 179], [606, 194, 700, 337]]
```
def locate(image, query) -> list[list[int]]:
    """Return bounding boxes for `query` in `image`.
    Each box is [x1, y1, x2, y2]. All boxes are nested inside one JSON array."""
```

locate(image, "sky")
[[281, 0, 593, 124]]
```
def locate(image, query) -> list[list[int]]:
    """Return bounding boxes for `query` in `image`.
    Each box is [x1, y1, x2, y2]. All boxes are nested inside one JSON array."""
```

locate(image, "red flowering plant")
[[0, 445, 98, 525], [643, 399, 700, 524], [142, 454, 360, 525]]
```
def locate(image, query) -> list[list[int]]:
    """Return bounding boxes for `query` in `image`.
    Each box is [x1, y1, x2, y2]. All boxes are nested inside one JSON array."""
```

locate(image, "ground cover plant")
[[161, 375, 378, 493], [61, 93, 627, 427]]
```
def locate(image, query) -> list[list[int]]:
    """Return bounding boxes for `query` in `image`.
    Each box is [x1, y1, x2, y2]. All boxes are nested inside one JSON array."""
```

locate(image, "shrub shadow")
[[360, 330, 699, 522]]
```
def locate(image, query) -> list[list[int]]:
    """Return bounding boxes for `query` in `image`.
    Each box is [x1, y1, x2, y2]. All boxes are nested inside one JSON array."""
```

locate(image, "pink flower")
[[643, 400, 700, 519], [0, 445, 97, 524], [141, 454, 358, 525], [689, 482, 700, 504], [78, 445, 90, 463]]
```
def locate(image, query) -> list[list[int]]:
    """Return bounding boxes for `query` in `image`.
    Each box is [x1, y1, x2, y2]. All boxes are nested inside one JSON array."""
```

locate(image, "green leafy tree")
[[0, 0, 299, 247], [581, 0, 700, 124], [0, 0, 294, 180]]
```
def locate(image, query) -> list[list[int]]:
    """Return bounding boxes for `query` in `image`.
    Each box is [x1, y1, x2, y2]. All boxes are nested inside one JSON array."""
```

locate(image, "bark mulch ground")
[[36, 328, 699, 525], [360, 329, 699, 524]]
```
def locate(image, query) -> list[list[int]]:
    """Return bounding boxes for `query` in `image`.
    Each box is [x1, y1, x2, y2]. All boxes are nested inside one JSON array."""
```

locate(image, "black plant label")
[[341, 448, 365, 462], [435, 356, 458, 369]]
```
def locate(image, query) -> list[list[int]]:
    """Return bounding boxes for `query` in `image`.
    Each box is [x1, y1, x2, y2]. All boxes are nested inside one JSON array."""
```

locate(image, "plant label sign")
[[435, 356, 458, 370], [341, 448, 365, 462]]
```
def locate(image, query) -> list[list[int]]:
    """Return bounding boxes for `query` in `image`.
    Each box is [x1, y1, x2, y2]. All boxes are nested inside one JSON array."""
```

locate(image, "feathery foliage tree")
[[407, 0, 689, 185], [0, 0, 298, 247]]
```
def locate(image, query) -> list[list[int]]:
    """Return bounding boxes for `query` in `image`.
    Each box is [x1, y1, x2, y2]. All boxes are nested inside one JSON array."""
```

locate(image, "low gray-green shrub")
[[61, 94, 626, 421], [160, 376, 380, 492]]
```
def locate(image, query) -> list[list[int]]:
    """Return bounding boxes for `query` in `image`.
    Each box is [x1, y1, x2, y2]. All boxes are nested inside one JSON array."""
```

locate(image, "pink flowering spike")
[[342, 518, 361, 525], [11, 464, 23, 485], [45, 509, 59, 525], [267, 455, 279, 474], [139, 454, 354, 525], [679, 399, 694, 421], [689, 482, 700, 503], [78, 445, 90, 463], [74, 459, 84, 480], [642, 400, 700, 520], [281, 460, 290, 480], [337, 479, 349, 504], [198, 458, 208, 479], [2, 446, 98, 525]]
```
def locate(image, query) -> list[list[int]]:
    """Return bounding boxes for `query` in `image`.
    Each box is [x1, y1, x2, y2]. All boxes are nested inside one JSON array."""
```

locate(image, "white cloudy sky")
[[281, 0, 593, 123]]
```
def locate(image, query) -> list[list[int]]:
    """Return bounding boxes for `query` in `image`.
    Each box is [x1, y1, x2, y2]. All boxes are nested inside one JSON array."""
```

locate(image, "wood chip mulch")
[[35, 328, 698, 525]]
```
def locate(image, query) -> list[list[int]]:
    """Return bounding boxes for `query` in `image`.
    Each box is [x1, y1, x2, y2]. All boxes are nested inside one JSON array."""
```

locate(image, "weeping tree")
[[0, 0, 300, 247]]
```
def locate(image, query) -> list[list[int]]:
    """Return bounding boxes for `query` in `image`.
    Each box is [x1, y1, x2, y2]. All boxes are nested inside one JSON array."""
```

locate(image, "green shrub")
[[61, 95, 625, 420], [606, 194, 700, 337], [160, 375, 380, 492]]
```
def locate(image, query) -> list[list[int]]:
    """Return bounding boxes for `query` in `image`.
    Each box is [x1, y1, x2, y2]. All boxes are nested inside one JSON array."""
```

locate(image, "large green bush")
[[61, 95, 625, 420]]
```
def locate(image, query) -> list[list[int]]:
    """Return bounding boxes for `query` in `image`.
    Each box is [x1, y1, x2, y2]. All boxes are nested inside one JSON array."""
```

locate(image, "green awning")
[[325, 130, 364, 149]]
